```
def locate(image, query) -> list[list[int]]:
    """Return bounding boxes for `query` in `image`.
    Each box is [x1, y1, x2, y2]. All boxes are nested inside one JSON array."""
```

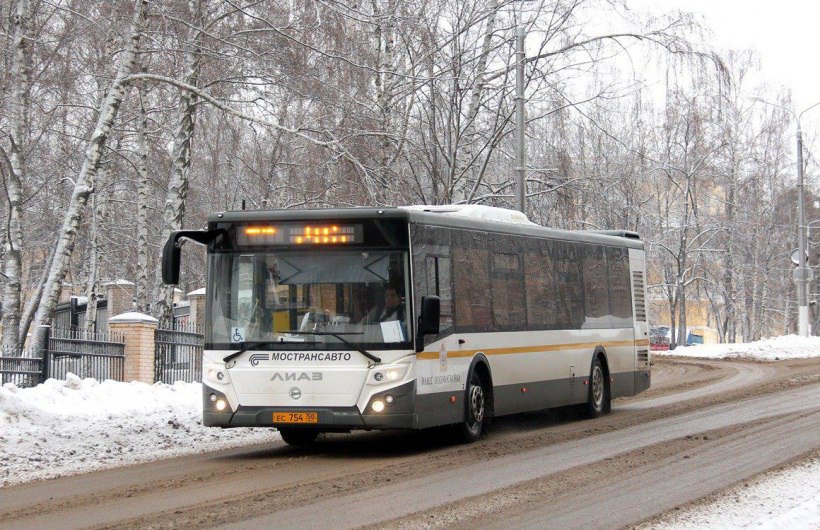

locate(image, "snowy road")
[[481, 390, 820, 530], [227, 384, 820, 530], [1, 354, 818, 529]]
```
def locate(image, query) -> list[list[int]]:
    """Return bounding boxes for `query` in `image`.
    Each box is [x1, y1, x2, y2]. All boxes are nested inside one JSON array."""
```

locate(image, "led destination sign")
[[294, 225, 357, 244], [236, 223, 363, 246]]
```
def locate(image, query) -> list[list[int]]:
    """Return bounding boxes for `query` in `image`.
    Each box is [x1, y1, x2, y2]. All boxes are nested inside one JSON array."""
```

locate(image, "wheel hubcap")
[[469, 384, 484, 423], [592, 366, 604, 408]]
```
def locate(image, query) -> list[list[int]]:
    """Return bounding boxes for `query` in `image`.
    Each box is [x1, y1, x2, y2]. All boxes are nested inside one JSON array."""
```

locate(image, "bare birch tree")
[[153, 0, 205, 321], [134, 84, 153, 312], [1, 0, 30, 353], [31, 0, 146, 342]]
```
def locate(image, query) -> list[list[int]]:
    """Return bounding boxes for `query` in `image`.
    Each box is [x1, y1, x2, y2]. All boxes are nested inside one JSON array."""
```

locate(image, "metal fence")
[[48, 328, 126, 381], [173, 303, 191, 327], [155, 321, 203, 384], [0, 346, 44, 388], [0, 328, 125, 388], [54, 298, 109, 332]]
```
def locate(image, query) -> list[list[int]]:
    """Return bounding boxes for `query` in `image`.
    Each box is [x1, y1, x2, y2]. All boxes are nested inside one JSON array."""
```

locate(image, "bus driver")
[[378, 287, 404, 322], [362, 286, 405, 324]]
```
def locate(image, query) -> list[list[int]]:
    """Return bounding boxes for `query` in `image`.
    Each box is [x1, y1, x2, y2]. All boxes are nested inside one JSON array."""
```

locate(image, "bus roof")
[[207, 206, 644, 250]]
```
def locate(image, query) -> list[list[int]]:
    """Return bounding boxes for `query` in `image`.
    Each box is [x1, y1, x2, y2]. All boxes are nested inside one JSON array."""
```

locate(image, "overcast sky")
[[631, 0, 820, 129]]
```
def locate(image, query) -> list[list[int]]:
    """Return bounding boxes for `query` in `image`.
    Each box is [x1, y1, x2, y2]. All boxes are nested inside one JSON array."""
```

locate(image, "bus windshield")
[[206, 250, 411, 350]]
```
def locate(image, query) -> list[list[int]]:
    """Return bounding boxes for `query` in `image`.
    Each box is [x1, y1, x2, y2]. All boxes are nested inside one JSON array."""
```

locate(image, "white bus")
[[162, 205, 650, 445]]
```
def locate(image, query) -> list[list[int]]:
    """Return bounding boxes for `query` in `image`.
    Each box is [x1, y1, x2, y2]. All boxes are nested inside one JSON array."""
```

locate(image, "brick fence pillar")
[[109, 312, 158, 383], [187, 288, 206, 331], [104, 280, 136, 318]]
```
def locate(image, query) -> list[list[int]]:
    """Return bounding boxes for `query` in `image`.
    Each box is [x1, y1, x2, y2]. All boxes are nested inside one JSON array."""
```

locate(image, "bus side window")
[[524, 240, 559, 330], [553, 241, 585, 329], [605, 247, 633, 325], [425, 255, 453, 333], [582, 246, 610, 327], [425, 255, 438, 295], [453, 231, 492, 331], [491, 251, 526, 330]]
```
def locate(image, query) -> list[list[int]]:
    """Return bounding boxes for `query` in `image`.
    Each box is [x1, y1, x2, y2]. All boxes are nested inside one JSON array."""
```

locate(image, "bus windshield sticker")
[[380, 320, 404, 343], [231, 327, 246, 342]]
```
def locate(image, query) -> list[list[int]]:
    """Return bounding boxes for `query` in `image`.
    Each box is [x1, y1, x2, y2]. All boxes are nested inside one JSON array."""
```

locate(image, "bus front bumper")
[[202, 381, 416, 430]]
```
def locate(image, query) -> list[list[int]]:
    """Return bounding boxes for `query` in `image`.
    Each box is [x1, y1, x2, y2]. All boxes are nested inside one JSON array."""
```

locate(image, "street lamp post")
[[794, 121, 812, 336], [514, 26, 526, 213], [754, 99, 820, 337]]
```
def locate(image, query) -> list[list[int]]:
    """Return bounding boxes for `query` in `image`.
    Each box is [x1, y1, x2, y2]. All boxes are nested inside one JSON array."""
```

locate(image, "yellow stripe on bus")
[[417, 338, 650, 360]]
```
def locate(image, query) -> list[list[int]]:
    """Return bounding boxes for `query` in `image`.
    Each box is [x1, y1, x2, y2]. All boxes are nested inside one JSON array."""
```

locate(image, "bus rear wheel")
[[279, 427, 319, 446], [584, 356, 610, 418], [457, 369, 487, 443]]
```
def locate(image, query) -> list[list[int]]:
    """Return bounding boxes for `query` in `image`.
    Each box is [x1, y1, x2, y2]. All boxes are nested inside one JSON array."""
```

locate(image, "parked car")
[[650, 326, 671, 351], [686, 332, 704, 346]]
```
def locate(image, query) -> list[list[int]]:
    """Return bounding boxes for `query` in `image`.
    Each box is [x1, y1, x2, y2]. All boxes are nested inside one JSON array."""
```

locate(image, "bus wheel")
[[279, 428, 319, 446], [457, 369, 487, 443], [585, 356, 609, 419]]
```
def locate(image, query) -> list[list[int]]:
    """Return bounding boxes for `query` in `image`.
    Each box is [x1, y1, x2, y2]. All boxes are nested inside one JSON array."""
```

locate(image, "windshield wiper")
[[281, 330, 381, 364], [222, 340, 317, 364]]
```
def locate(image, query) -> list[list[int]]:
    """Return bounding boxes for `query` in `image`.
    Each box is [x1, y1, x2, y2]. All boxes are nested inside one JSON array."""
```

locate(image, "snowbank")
[[657, 335, 820, 361], [0, 374, 278, 487]]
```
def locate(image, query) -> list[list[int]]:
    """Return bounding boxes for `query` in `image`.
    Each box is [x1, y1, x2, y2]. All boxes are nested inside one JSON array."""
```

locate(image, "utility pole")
[[794, 124, 813, 336], [514, 26, 526, 213], [753, 98, 820, 337]]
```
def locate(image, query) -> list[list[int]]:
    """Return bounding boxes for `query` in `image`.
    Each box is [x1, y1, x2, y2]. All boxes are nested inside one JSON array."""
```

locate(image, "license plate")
[[273, 412, 318, 424]]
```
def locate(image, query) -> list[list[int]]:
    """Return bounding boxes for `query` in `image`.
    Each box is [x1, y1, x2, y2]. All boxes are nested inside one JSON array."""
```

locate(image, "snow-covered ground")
[[657, 334, 820, 361], [0, 374, 280, 487], [1, 335, 818, 528], [639, 454, 820, 529]]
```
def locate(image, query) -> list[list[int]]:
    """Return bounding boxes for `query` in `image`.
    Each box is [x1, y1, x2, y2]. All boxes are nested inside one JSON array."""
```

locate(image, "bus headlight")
[[205, 388, 233, 414], [368, 364, 410, 385], [363, 383, 413, 417], [206, 365, 231, 385]]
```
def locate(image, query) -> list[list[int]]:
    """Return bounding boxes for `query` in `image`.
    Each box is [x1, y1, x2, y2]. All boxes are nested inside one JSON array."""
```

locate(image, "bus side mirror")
[[417, 296, 440, 337], [162, 236, 181, 285], [161, 229, 221, 286]]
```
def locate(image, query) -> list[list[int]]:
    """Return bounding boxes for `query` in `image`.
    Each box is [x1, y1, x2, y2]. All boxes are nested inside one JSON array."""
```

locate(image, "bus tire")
[[279, 427, 319, 446], [457, 368, 487, 443], [584, 356, 609, 419]]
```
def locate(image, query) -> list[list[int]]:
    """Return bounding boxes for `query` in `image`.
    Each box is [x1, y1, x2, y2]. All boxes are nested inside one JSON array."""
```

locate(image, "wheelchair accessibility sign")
[[231, 327, 246, 343]]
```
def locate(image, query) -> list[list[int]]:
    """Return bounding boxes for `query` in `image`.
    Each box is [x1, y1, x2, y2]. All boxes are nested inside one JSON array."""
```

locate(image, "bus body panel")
[[182, 206, 652, 435], [629, 247, 652, 393], [415, 326, 641, 421], [214, 350, 415, 409], [202, 348, 418, 429], [228, 363, 366, 407]]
